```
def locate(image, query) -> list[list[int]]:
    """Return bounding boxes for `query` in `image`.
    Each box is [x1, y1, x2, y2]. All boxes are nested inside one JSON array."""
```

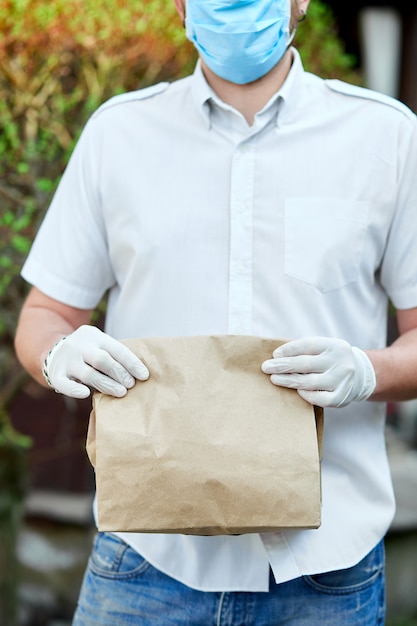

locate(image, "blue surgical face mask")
[[185, 0, 293, 85]]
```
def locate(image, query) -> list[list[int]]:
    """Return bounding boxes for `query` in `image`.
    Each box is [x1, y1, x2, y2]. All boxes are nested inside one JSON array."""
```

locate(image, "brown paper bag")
[[87, 335, 323, 535]]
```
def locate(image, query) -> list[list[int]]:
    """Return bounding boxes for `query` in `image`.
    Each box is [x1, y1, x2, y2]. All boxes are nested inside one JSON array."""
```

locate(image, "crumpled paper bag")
[[87, 335, 323, 535]]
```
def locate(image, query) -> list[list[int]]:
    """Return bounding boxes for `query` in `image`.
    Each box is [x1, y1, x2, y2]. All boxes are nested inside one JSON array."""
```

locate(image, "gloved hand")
[[42, 325, 149, 399], [261, 336, 376, 408]]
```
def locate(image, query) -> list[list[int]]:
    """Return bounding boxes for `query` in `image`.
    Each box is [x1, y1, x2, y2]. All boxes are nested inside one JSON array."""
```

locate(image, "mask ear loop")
[[298, 8, 307, 23], [287, 28, 297, 48]]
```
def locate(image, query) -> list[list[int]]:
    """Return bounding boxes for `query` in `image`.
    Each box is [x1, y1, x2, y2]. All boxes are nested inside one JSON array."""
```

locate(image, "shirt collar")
[[191, 48, 306, 131]]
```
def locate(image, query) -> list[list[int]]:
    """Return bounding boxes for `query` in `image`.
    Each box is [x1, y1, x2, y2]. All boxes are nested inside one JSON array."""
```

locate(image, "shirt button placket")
[[228, 141, 255, 336]]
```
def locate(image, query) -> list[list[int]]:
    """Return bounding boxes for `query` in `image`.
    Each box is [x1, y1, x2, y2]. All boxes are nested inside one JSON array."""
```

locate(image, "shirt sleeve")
[[380, 113, 417, 309], [21, 115, 115, 308]]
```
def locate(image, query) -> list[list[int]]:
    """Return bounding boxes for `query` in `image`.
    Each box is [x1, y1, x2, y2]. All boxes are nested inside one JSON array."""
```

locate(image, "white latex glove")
[[42, 325, 149, 399], [261, 336, 376, 408]]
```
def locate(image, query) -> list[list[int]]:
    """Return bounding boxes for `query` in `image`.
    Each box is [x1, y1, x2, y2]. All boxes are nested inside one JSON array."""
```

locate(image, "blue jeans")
[[72, 533, 385, 625]]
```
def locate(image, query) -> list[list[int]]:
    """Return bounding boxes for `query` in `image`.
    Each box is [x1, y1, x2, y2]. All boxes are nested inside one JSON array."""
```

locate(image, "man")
[[14, 0, 417, 623]]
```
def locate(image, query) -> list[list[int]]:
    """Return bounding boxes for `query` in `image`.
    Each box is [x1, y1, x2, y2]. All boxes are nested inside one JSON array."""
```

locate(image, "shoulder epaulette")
[[325, 79, 415, 120], [92, 82, 170, 118]]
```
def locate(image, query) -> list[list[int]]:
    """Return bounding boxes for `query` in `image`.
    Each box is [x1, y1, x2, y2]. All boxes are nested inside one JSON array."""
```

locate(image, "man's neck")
[[200, 50, 293, 126]]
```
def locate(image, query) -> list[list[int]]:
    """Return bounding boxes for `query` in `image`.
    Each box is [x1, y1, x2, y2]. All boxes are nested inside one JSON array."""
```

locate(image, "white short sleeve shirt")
[[22, 49, 417, 591]]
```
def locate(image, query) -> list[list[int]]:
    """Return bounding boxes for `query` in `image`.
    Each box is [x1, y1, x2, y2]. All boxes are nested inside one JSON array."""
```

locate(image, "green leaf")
[[10, 235, 31, 254]]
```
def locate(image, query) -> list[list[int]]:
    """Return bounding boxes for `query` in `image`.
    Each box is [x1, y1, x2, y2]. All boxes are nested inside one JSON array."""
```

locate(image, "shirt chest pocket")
[[284, 198, 369, 293]]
